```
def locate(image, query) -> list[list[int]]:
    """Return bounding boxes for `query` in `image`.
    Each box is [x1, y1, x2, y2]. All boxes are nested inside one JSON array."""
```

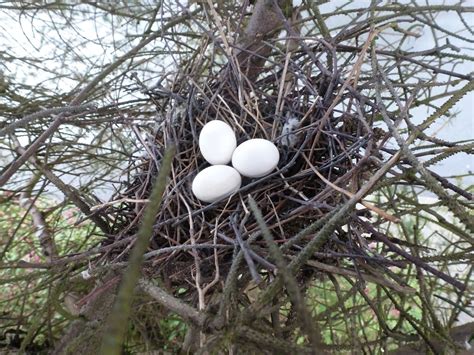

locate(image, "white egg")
[[192, 165, 241, 203], [199, 120, 237, 165], [232, 139, 280, 178]]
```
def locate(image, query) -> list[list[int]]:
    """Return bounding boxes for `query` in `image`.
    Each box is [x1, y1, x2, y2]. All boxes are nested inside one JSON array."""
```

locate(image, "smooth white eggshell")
[[199, 120, 237, 165], [192, 165, 241, 203], [232, 139, 280, 178]]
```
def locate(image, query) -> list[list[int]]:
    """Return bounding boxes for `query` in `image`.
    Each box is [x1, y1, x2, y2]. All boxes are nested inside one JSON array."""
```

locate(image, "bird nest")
[[103, 46, 402, 297]]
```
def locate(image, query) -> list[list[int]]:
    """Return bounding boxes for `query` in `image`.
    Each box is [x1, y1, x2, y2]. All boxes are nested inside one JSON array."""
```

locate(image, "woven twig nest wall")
[[103, 48, 389, 297]]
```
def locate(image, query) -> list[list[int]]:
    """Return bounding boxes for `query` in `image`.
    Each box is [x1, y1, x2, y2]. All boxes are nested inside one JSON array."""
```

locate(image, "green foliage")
[[0, 198, 99, 351]]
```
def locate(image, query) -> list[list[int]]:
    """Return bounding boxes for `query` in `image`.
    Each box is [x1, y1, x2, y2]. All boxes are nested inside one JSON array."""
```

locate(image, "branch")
[[138, 278, 205, 327], [19, 175, 57, 259], [0, 104, 96, 137], [388, 322, 474, 354], [10, 136, 111, 234], [0, 9, 197, 188], [99, 146, 175, 354], [226, 0, 291, 79]]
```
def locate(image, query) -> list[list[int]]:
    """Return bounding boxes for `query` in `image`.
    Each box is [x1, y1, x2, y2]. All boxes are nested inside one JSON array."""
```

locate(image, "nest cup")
[[107, 56, 378, 294]]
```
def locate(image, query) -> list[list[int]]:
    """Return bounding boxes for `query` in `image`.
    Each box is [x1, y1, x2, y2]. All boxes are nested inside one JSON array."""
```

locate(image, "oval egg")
[[199, 120, 237, 165], [232, 139, 280, 178], [192, 165, 241, 203]]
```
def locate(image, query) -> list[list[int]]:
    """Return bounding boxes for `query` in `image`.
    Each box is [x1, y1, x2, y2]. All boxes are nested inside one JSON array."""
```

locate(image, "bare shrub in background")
[[0, 1, 473, 354]]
